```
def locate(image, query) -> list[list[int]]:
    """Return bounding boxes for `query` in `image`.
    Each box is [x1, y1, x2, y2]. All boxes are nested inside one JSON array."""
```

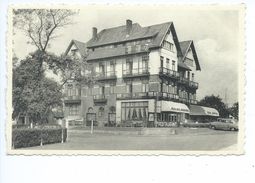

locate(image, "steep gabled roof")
[[179, 40, 201, 71], [65, 39, 87, 57], [86, 21, 183, 58]]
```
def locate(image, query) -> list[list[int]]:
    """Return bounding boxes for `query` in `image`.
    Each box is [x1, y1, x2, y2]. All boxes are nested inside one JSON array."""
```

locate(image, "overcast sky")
[[13, 5, 242, 106]]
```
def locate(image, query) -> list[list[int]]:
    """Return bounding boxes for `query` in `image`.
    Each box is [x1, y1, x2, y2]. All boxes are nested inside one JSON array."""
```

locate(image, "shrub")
[[12, 128, 67, 149]]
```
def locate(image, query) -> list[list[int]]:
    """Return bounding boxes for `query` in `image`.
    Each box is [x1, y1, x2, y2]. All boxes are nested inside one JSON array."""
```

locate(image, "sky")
[[13, 5, 242, 106]]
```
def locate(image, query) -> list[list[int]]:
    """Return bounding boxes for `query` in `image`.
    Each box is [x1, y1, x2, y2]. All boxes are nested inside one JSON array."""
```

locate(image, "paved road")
[[23, 128, 238, 151]]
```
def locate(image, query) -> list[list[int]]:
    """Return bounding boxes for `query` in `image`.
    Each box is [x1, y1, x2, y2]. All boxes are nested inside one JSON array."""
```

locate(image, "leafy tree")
[[229, 102, 239, 119], [198, 95, 230, 118], [12, 54, 62, 124]]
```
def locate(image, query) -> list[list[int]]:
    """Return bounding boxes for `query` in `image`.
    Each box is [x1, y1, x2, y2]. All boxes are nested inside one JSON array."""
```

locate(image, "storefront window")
[[121, 101, 148, 121]]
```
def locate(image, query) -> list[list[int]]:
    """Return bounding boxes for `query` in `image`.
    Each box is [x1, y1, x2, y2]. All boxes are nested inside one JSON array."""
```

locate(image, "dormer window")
[[162, 40, 174, 52], [71, 49, 78, 57]]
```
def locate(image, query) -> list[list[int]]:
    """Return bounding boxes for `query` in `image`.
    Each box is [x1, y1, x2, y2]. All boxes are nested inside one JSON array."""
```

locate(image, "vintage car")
[[209, 118, 238, 131]]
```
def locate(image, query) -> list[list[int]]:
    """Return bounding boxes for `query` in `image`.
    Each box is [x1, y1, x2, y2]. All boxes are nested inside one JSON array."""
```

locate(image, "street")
[[23, 128, 238, 151]]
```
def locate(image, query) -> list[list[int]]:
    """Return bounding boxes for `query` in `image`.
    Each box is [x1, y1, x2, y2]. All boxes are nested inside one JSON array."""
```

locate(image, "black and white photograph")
[[7, 5, 244, 154]]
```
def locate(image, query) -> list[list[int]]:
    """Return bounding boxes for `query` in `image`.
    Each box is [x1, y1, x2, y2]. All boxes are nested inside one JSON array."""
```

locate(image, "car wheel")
[[211, 126, 216, 130], [230, 127, 236, 131]]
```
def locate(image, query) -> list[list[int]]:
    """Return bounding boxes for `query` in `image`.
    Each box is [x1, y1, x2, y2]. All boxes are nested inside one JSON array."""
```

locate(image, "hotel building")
[[63, 20, 219, 127]]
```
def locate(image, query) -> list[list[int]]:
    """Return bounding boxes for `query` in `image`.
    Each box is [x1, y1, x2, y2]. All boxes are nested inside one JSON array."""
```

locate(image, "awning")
[[161, 101, 190, 113], [189, 105, 219, 117]]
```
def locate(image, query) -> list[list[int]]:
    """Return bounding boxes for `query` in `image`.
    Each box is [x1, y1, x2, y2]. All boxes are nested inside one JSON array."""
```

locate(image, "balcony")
[[116, 92, 179, 101], [179, 97, 189, 104], [97, 71, 117, 81], [93, 94, 107, 103], [178, 77, 189, 85], [64, 96, 81, 104], [116, 92, 151, 100], [159, 67, 179, 80], [178, 78, 199, 90], [159, 92, 179, 101], [188, 81, 199, 89], [122, 68, 150, 79]]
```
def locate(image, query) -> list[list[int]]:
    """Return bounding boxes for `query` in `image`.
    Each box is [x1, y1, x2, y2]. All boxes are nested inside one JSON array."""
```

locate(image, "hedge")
[[12, 128, 67, 149]]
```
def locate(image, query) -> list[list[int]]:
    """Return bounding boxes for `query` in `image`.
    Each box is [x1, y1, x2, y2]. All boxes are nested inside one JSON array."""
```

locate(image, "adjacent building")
[[63, 19, 219, 127]]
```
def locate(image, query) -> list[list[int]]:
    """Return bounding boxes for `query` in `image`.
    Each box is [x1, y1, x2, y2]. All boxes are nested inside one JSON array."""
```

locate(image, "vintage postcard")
[[6, 4, 245, 155]]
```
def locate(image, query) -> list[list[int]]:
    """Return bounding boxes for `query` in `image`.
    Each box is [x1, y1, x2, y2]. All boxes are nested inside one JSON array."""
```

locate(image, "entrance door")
[[108, 113, 116, 126], [86, 113, 97, 126]]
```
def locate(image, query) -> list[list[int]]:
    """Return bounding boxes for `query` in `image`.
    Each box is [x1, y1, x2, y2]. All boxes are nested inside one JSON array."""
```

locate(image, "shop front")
[[155, 101, 190, 127], [189, 105, 219, 123]]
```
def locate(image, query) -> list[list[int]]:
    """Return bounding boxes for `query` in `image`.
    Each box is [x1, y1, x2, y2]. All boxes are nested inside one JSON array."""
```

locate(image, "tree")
[[229, 102, 239, 119], [198, 95, 230, 118], [13, 9, 78, 77], [13, 9, 77, 53], [12, 54, 62, 124]]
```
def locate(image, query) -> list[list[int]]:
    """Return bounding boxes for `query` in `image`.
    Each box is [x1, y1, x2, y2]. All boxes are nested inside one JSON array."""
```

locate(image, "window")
[[110, 61, 115, 75], [136, 44, 141, 52], [126, 58, 133, 75], [166, 58, 170, 69], [98, 107, 104, 117], [126, 45, 132, 53], [187, 71, 190, 80], [99, 63, 105, 75], [172, 60, 176, 70], [121, 102, 148, 121], [126, 83, 133, 93], [110, 83, 115, 94], [142, 80, 149, 92], [170, 43, 174, 52], [160, 56, 164, 68], [162, 41, 174, 52], [192, 73, 194, 81], [71, 49, 78, 57], [69, 105, 79, 116], [142, 55, 149, 61]]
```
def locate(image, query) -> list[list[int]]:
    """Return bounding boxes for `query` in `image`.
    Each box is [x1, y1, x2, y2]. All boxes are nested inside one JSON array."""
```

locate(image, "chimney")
[[92, 27, 97, 40], [126, 19, 132, 35]]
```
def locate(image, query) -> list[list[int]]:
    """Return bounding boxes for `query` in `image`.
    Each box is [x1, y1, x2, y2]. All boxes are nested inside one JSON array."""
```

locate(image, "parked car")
[[209, 118, 238, 131]]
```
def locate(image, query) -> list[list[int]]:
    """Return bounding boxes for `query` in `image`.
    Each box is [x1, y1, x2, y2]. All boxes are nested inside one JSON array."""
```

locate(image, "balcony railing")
[[160, 92, 179, 100], [178, 77, 199, 90], [116, 92, 178, 101], [116, 92, 150, 99], [178, 77, 189, 85], [97, 71, 117, 81], [159, 67, 179, 79], [179, 97, 189, 104], [93, 94, 107, 103], [189, 81, 199, 89], [122, 68, 150, 78], [64, 95, 81, 104]]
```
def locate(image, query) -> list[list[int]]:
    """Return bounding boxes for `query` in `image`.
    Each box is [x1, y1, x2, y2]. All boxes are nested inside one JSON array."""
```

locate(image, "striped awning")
[[189, 105, 219, 116]]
